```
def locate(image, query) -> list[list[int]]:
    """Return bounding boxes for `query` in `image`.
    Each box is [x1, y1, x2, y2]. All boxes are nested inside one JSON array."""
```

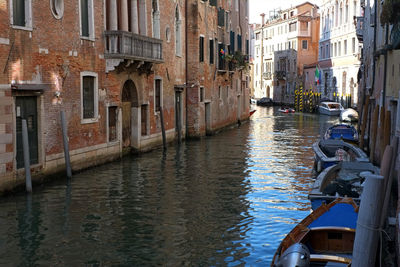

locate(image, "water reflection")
[[0, 106, 340, 266]]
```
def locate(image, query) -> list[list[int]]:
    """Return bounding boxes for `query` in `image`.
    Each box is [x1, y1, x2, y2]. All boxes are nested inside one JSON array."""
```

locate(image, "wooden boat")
[[271, 198, 358, 267], [309, 161, 378, 210], [313, 139, 369, 172], [340, 108, 359, 122], [318, 101, 344, 116], [278, 107, 295, 113], [324, 124, 358, 144]]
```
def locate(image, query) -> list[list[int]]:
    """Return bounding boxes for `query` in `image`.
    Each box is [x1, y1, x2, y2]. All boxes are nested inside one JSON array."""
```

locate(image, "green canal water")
[[0, 107, 342, 266]]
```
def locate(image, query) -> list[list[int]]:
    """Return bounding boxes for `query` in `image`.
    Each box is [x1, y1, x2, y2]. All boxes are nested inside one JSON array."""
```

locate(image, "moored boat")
[[250, 109, 256, 116], [340, 108, 359, 122], [318, 101, 344, 116], [324, 124, 358, 144], [308, 161, 378, 210], [278, 107, 295, 113], [313, 139, 368, 172], [271, 198, 358, 267]]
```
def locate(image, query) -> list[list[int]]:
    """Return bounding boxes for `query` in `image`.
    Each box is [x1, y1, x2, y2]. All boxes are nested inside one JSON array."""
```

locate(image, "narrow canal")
[[0, 107, 342, 266]]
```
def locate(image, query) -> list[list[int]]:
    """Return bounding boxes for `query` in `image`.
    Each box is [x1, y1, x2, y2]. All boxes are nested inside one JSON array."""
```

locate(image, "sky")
[[249, 0, 323, 24]]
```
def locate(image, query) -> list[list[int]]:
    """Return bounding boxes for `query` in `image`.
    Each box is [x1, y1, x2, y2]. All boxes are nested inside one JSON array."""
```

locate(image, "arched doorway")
[[267, 86, 271, 98], [121, 80, 138, 149]]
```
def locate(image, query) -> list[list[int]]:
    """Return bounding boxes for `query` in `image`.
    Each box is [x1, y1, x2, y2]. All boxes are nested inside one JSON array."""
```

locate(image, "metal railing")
[[391, 21, 400, 50], [355, 17, 363, 42], [104, 31, 163, 63], [275, 70, 286, 80], [263, 72, 272, 80]]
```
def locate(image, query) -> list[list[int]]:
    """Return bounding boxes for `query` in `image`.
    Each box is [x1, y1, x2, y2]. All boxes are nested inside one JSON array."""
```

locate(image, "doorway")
[[121, 80, 138, 149], [16, 96, 38, 169]]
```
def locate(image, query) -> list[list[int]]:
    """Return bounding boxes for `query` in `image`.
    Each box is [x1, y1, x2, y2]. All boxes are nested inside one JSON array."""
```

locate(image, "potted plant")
[[380, 0, 400, 25]]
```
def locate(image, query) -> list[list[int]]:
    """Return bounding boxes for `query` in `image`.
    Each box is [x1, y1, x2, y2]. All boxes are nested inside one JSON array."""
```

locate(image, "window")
[[50, 0, 64, 19], [155, 79, 162, 112], [108, 106, 117, 142], [200, 87, 204, 102], [175, 6, 182, 56], [289, 22, 296, 32], [81, 72, 98, 122], [152, 0, 160, 38], [141, 104, 148, 136], [11, 0, 32, 28], [80, 0, 94, 39], [326, 44, 329, 57], [302, 40, 308, 50], [199, 36, 204, 62], [209, 39, 214, 64], [344, 40, 347, 55], [352, 37, 356, 53], [338, 41, 341, 56]]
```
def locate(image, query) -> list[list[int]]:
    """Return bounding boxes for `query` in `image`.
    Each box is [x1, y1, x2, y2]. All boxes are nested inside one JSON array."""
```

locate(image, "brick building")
[[0, 0, 250, 193], [186, 0, 250, 136]]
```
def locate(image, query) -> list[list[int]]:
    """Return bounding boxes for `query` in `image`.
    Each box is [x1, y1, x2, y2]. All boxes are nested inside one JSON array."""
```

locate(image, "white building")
[[253, 2, 319, 104], [318, 0, 362, 107]]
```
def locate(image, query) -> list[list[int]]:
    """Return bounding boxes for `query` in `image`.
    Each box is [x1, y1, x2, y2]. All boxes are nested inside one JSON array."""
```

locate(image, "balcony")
[[275, 71, 286, 80], [263, 72, 272, 80], [391, 21, 400, 50], [355, 16, 364, 42], [104, 31, 163, 63]]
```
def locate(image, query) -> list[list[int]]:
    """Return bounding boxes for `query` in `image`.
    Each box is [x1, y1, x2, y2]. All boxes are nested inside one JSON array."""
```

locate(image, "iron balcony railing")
[[104, 31, 163, 63], [275, 70, 286, 80], [263, 72, 272, 80], [355, 16, 364, 43], [391, 21, 400, 50]]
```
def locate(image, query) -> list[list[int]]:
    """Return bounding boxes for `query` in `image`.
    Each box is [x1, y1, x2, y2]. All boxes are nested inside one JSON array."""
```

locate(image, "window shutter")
[[13, 0, 26, 26], [218, 8, 225, 27], [230, 31, 235, 54], [81, 0, 89, 37], [83, 76, 95, 118]]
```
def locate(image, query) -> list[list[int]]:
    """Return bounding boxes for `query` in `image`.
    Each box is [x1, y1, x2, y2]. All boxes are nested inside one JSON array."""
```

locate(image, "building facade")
[[253, 2, 320, 105], [186, 0, 250, 136], [317, 0, 362, 107], [0, 0, 250, 193]]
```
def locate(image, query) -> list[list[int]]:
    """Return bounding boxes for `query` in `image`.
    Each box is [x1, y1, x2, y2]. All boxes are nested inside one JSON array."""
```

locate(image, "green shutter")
[[83, 76, 95, 118], [13, 0, 25, 26], [81, 0, 89, 37]]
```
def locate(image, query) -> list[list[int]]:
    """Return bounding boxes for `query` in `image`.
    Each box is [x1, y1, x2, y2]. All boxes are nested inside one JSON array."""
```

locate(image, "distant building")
[[317, 0, 362, 107], [252, 2, 320, 104]]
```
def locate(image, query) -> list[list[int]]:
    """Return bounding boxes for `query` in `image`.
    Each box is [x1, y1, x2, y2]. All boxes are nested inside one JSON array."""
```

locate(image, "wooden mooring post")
[[21, 119, 32, 193], [159, 106, 167, 150], [60, 111, 72, 178]]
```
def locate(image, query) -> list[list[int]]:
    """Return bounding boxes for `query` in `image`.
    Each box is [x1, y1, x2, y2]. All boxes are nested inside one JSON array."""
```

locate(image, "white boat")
[[318, 102, 344, 116], [340, 108, 359, 122]]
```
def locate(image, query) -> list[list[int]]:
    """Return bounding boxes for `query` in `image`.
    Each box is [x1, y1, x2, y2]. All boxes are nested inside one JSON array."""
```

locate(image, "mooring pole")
[[176, 94, 182, 144], [159, 106, 167, 150], [352, 172, 384, 266], [60, 111, 72, 178], [21, 119, 32, 193]]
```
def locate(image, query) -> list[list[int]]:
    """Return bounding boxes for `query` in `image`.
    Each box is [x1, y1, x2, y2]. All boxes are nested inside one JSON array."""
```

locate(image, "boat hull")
[[309, 161, 378, 210], [271, 198, 358, 267], [312, 139, 369, 173]]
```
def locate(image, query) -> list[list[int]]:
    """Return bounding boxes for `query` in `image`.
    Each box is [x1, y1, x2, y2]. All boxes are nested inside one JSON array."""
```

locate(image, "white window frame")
[[79, 0, 95, 41], [80, 71, 99, 124], [154, 77, 163, 114], [9, 0, 33, 31]]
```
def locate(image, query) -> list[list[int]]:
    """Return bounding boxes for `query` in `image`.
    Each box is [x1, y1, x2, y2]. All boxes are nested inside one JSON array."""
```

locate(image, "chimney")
[[260, 13, 265, 26]]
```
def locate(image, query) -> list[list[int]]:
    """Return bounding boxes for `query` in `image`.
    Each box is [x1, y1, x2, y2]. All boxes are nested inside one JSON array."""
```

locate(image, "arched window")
[[345, 0, 349, 23], [339, 2, 343, 25], [175, 5, 181, 56], [152, 0, 160, 38], [335, 1, 339, 26]]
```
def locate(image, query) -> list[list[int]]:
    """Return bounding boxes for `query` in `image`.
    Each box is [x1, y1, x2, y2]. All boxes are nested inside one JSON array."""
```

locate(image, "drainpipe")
[[185, 0, 188, 137], [382, 23, 389, 109]]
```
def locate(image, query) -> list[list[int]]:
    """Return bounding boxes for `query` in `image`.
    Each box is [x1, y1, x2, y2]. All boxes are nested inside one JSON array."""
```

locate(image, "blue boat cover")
[[309, 203, 358, 229]]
